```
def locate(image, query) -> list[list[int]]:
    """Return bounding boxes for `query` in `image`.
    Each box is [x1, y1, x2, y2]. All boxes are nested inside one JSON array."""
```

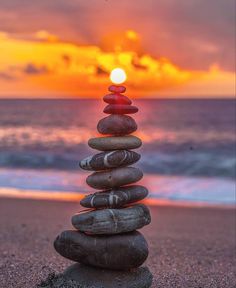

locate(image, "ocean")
[[0, 98, 235, 205]]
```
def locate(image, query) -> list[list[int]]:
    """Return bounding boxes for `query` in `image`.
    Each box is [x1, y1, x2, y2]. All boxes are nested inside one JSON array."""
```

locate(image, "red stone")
[[104, 104, 138, 115], [103, 93, 132, 105], [108, 85, 126, 93]]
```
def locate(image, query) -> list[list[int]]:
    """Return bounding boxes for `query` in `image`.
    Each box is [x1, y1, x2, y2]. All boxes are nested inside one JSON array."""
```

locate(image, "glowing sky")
[[0, 0, 235, 98]]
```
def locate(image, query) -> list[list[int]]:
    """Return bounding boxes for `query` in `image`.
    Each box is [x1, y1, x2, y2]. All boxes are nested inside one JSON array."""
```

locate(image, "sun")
[[110, 68, 127, 84]]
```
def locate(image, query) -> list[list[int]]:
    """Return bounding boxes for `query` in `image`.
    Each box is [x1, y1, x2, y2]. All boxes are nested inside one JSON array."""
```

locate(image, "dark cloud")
[[96, 66, 109, 75], [0, 63, 49, 81], [0, 0, 234, 71], [61, 54, 71, 67], [132, 57, 148, 70], [23, 63, 49, 75]]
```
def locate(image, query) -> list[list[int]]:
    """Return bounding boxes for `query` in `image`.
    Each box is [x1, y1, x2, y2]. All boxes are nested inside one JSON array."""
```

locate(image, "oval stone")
[[108, 85, 126, 93], [97, 115, 137, 135], [104, 104, 139, 115], [63, 264, 153, 288], [80, 185, 148, 208], [103, 93, 132, 105], [88, 135, 142, 151], [54, 230, 149, 270], [86, 167, 143, 189], [79, 150, 140, 171], [72, 204, 151, 234]]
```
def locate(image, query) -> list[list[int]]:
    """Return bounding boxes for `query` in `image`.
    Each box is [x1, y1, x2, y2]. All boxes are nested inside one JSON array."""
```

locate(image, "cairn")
[[54, 84, 153, 288]]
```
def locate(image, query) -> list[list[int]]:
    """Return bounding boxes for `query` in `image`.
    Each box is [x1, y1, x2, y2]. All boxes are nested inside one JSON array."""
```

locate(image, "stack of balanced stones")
[[54, 84, 153, 288]]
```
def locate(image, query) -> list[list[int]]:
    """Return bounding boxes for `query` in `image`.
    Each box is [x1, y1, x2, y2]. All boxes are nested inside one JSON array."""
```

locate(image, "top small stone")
[[108, 85, 126, 94]]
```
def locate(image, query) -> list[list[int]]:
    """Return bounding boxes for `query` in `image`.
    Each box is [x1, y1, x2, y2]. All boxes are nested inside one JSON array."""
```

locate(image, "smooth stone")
[[103, 93, 132, 105], [88, 135, 142, 151], [97, 114, 137, 135], [72, 204, 151, 234], [80, 185, 148, 208], [104, 104, 139, 114], [63, 263, 153, 288], [54, 230, 149, 270], [79, 150, 140, 171], [108, 85, 126, 93], [86, 167, 143, 189]]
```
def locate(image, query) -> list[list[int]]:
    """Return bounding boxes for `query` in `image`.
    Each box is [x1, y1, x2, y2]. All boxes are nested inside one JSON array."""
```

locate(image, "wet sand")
[[0, 197, 235, 288]]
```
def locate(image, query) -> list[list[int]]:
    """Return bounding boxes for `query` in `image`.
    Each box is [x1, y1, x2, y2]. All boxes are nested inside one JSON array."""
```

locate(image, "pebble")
[[97, 114, 137, 135], [88, 135, 142, 151], [108, 85, 126, 93], [72, 204, 151, 234], [86, 167, 143, 189], [80, 185, 148, 208], [103, 93, 132, 105], [104, 104, 139, 114], [63, 263, 153, 288], [54, 230, 149, 270], [79, 150, 140, 171]]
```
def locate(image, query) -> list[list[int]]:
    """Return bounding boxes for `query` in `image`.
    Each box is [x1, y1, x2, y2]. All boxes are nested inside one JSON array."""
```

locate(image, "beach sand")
[[0, 197, 235, 288]]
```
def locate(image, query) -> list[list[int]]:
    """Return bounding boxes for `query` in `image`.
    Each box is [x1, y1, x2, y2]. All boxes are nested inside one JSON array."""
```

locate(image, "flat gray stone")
[[97, 115, 137, 135], [63, 264, 153, 288], [103, 93, 132, 105], [72, 204, 151, 234], [79, 150, 140, 171], [88, 135, 142, 151], [80, 185, 148, 208], [86, 167, 143, 189], [104, 104, 138, 114], [54, 230, 149, 270]]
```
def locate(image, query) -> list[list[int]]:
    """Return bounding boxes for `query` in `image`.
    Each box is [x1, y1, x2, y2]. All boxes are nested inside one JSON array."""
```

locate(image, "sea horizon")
[[0, 96, 235, 100]]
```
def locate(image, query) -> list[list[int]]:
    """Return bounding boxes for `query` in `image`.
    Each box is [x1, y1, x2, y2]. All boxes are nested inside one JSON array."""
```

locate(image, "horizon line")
[[0, 96, 235, 100]]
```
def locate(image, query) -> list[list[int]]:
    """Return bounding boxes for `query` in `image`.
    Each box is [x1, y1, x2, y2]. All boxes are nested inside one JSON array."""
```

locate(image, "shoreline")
[[1, 168, 235, 207], [0, 196, 235, 287], [0, 187, 235, 209]]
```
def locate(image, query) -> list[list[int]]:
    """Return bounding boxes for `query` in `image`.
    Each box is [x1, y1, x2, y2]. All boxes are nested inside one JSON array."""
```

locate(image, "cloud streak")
[[0, 30, 234, 97], [0, 0, 234, 71]]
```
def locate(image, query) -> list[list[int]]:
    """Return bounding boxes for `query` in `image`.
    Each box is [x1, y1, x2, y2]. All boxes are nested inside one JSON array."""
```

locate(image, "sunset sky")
[[0, 0, 235, 98]]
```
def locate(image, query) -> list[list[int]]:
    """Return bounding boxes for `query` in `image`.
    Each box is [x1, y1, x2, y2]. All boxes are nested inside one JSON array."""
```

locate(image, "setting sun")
[[110, 68, 127, 84]]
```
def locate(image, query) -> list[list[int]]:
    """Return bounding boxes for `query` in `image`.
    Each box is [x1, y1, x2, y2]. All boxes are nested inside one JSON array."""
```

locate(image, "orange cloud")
[[0, 30, 234, 98]]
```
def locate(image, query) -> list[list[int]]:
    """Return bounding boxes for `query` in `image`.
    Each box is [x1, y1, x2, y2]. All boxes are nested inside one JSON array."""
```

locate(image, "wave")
[[0, 99, 235, 179], [0, 143, 235, 179]]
